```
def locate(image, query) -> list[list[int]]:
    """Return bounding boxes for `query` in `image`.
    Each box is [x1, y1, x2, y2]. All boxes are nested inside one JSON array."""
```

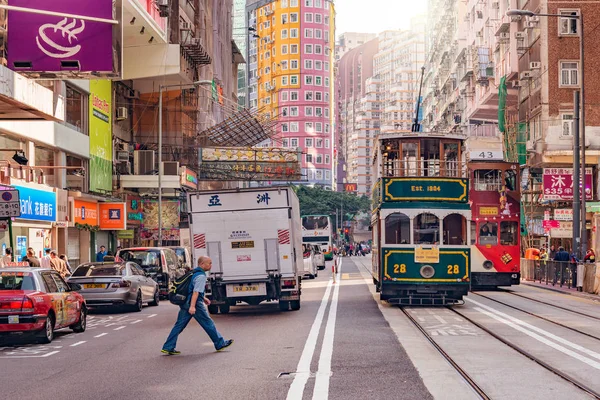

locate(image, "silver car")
[[67, 262, 159, 312]]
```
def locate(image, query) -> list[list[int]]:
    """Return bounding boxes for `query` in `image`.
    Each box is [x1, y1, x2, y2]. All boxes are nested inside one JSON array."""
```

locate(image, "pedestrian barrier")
[[519, 258, 576, 289]]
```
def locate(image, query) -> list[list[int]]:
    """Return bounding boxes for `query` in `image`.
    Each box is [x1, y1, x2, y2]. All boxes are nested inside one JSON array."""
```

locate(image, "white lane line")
[[467, 297, 600, 360], [434, 315, 447, 324], [0, 351, 60, 359], [94, 333, 108, 338], [114, 326, 126, 331], [147, 314, 157, 318], [130, 319, 143, 324], [474, 307, 600, 370], [418, 317, 425, 322], [116, 316, 128, 321], [286, 276, 334, 400], [312, 258, 342, 400], [70, 341, 86, 347]]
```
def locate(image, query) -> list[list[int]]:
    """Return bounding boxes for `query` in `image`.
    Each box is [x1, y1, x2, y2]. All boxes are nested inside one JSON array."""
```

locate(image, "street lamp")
[[506, 9, 586, 257], [158, 80, 212, 246]]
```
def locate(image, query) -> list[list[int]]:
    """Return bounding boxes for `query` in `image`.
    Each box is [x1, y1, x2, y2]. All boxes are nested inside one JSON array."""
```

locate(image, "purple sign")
[[7, 0, 113, 72], [543, 168, 593, 201]]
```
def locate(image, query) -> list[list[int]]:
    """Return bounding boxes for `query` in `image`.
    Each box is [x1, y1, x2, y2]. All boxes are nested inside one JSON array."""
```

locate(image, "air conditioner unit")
[[161, 161, 180, 176], [124, 89, 139, 99], [133, 150, 155, 175], [520, 71, 533, 79], [529, 61, 541, 70], [116, 107, 128, 121], [117, 151, 129, 162], [515, 32, 526, 39], [499, 32, 510, 40]]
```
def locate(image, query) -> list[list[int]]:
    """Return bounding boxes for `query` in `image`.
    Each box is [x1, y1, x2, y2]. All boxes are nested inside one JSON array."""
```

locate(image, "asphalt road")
[[0, 257, 432, 400]]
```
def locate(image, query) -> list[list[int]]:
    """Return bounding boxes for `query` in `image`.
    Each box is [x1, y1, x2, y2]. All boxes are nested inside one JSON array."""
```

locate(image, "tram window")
[[414, 213, 440, 245], [479, 222, 498, 245], [385, 213, 410, 244], [504, 169, 517, 191], [443, 214, 467, 245], [470, 221, 477, 245], [474, 169, 503, 191], [500, 221, 519, 245]]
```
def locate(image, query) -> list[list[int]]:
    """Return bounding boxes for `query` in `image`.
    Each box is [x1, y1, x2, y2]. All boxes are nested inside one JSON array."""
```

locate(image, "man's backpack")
[[168, 269, 201, 305]]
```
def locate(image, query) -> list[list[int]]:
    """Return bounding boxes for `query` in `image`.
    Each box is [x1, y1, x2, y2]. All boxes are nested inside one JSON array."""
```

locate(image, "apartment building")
[[336, 32, 377, 60], [246, 0, 336, 188], [0, 0, 244, 261]]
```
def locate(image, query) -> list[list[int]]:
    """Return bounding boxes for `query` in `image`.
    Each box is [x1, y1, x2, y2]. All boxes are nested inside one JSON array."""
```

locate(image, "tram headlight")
[[483, 260, 494, 270], [420, 265, 435, 279]]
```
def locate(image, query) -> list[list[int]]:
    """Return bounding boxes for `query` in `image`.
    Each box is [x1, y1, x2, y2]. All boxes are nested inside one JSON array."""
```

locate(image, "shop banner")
[[73, 199, 98, 225], [7, 0, 113, 72], [180, 167, 198, 189], [543, 168, 593, 201], [99, 202, 126, 230], [13, 186, 56, 222], [55, 188, 68, 227], [89, 80, 113, 193]]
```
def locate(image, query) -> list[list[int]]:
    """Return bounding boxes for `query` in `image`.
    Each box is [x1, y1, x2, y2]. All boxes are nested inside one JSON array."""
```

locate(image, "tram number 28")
[[393, 264, 406, 274], [447, 264, 460, 274], [393, 264, 461, 274]]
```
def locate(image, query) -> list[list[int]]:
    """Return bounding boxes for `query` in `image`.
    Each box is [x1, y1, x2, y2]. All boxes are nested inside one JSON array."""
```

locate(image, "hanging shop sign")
[[550, 221, 573, 238], [180, 167, 198, 189], [99, 203, 126, 230], [553, 209, 573, 221], [117, 230, 135, 239], [73, 199, 98, 225], [542, 168, 593, 201], [13, 186, 56, 222]]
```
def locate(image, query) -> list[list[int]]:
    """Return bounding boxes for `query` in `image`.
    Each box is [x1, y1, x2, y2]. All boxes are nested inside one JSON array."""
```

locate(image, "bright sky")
[[335, 0, 428, 36]]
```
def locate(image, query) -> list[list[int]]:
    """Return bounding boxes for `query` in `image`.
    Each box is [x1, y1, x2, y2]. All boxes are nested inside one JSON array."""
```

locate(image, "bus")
[[371, 133, 471, 305], [302, 215, 334, 261], [469, 161, 520, 288]]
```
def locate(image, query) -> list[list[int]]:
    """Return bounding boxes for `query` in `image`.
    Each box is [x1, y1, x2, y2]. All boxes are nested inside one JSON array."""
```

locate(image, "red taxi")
[[0, 268, 87, 343]]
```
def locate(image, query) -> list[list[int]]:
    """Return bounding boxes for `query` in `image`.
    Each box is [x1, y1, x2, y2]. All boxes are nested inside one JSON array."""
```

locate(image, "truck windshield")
[[118, 250, 161, 271]]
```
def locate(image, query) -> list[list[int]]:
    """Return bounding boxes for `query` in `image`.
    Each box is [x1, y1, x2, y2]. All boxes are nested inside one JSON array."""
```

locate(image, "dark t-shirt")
[[23, 256, 41, 268]]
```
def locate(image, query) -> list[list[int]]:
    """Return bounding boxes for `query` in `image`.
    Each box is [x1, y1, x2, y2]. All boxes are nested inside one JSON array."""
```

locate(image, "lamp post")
[[506, 9, 585, 257], [158, 80, 212, 246]]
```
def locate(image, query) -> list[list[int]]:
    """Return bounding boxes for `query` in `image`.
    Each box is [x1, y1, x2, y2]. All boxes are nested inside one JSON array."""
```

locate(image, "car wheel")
[[71, 307, 87, 333], [208, 304, 219, 314], [132, 291, 143, 312], [37, 314, 55, 344], [149, 288, 160, 307], [290, 300, 300, 311], [219, 304, 230, 314], [279, 300, 290, 311]]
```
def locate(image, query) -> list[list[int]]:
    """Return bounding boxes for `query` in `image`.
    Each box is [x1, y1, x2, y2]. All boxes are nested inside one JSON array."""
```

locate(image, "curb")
[[521, 281, 600, 302]]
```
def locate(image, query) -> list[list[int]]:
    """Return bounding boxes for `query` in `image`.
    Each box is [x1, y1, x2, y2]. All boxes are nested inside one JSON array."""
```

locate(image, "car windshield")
[[173, 248, 187, 262], [118, 250, 161, 270], [72, 265, 126, 277], [0, 272, 36, 290]]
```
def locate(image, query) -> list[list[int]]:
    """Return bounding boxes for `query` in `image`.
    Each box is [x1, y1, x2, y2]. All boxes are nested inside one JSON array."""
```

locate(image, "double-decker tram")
[[469, 160, 520, 288], [371, 133, 471, 305]]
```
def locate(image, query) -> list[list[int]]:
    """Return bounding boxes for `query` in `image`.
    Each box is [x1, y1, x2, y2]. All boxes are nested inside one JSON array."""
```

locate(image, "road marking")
[[131, 319, 143, 324], [147, 314, 157, 318], [0, 350, 60, 359], [116, 316, 128, 321], [70, 341, 86, 347], [312, 258, 342, 399], [467, 297, 600, 361], [434, 315, 447, 324], [94, 333, 108, 338], [286, 274, 334, 400], [114, 326, 126, 331]]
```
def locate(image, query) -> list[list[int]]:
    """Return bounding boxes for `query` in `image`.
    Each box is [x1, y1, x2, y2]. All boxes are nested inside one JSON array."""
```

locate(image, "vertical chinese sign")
[[89, 80, 113, 193]]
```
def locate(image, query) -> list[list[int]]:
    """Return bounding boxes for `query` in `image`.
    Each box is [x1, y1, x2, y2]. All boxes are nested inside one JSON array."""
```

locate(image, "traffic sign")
[[0, 189, 20, 218]]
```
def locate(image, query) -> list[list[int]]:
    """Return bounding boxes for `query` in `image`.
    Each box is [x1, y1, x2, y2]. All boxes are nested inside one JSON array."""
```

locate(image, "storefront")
[[99, 202, 126, 252], [72, 198, 99, 265]]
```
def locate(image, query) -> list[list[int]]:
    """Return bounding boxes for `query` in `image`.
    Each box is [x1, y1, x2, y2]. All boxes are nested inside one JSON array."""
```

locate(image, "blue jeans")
[[162, 301, 226, 351]]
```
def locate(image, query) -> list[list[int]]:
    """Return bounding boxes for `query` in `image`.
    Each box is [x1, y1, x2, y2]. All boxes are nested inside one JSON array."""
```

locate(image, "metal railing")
[[521, 259, 578, 289], [382, 158, 468, 178]]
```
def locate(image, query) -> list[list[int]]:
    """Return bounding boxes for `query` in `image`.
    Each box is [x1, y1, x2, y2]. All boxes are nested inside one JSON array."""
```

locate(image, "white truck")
[[188, 187, 303, 313]]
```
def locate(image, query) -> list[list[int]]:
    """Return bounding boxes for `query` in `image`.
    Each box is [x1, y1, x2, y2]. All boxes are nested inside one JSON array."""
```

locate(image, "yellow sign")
[[480, 207, 499, 216], [414, 247, 440, 264], [231, 241, 255, 249]]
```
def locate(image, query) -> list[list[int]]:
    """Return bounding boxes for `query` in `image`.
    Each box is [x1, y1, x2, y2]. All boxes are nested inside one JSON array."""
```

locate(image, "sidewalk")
[[521, 280, 600, 302]]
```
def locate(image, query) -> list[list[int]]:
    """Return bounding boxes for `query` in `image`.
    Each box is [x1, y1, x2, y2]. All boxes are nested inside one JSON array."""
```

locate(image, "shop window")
[[66, 85, 87, 133], [500, 221, 519, 246], [385, 213, 410, 244], [443, 214, 467, 245], [414, 213, 439, 245], [479, 222, 498, 245]]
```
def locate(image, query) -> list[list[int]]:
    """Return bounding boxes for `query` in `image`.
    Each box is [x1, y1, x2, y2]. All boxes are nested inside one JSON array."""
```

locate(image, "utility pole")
[[573, 91, 581, 257]]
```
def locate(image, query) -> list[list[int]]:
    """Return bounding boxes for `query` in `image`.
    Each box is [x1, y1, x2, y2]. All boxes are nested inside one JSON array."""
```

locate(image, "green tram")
[[371, 133, 471, 305]]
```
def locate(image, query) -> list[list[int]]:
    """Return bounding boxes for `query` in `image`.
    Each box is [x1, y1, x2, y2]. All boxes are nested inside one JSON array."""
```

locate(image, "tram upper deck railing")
[[381, 158, 468, 179]]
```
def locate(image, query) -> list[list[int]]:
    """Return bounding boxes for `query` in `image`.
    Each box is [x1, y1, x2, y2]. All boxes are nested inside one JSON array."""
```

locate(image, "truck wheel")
[[208, 305, 219, 314], [290, 300, 301, 311], [219, 304, 230, 314], [279, 300, 290, 311]]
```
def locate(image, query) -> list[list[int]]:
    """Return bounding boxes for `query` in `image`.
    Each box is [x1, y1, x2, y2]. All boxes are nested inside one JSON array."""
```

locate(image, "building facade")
[[336, 32, 377, 61], [246, 0, 336, 188]]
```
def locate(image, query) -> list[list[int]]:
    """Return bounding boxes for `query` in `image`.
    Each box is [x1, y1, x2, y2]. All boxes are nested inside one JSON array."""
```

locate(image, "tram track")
[[448, 306, 600, 399], [501, 290, 600, 321], [401, 308, 491, 400], [471, 292, 600, 342]]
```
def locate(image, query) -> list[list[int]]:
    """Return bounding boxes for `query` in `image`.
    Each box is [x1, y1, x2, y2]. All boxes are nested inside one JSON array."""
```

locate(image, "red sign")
[[344, 183, 357, 192], [542, 220, 560, 229], [99, 203, 126, 230], [543, 168, 593, 201], [73, 200, 99, 225]]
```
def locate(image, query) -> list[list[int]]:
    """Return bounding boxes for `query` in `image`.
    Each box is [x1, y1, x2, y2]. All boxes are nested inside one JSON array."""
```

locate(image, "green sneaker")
[[161, 349, 181, 356], [216, 339, 234, 352]]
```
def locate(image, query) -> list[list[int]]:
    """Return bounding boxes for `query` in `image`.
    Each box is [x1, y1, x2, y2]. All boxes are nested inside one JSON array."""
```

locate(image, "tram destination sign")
[[382, 178, 468, 203]]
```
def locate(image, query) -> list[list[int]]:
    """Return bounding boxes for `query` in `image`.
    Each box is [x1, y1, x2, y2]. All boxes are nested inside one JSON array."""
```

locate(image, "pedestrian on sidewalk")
[[23, 248, 40, 268], [0, 248, 12, 267], [40, 249, 51, 268], [161, 256, 233, 355]]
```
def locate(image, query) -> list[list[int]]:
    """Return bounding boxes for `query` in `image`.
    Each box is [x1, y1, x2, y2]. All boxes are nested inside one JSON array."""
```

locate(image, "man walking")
[[23, 248, 40, 268], [161, 256, 233, 355], [40, 249, 51, 268], [96, 245, 107, 262], [49, 250, 70, 278]]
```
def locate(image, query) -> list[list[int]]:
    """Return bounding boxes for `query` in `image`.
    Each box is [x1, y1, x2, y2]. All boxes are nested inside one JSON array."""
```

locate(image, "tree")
[[294, 185, 371, 233]]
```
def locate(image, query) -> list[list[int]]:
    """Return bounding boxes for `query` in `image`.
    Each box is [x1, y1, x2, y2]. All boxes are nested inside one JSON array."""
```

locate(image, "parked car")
[[301, 244, 319, 279], [313, 245, 326, 270], [116, 247, 186, 298], [0, 268, 87, 344], [68, 262, 159, 311], [167, 246, 192, 271]]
